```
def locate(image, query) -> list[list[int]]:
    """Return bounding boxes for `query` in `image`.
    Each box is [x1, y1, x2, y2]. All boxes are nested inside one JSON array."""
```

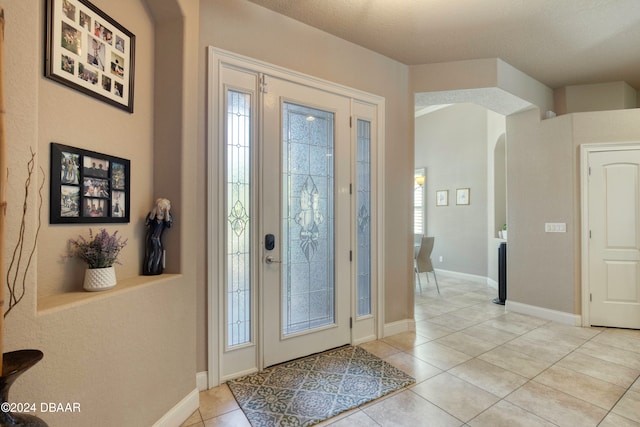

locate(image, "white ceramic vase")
[[83, 266, 117, 292]]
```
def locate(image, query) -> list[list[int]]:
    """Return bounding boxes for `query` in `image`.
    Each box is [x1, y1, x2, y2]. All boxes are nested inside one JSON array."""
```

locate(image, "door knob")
[[265, 255, 281, 264]]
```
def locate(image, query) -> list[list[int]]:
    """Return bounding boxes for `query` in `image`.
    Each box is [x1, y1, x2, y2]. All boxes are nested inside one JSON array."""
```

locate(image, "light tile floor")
[[182, 272, 640, 426]]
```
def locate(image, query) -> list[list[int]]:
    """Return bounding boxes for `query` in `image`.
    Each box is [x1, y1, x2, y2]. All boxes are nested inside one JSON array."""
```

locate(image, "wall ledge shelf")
[[37, 273, 183, 316]]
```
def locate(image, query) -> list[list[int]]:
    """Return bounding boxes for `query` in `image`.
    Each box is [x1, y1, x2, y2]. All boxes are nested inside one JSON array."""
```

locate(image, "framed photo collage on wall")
[[50, 143, 130, 224]]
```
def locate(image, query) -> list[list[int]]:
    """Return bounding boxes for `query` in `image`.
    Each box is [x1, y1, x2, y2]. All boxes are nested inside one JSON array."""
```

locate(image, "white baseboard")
[[353, 334, 377, 346], [221, 367, 259, 383], [486, 278, 498, 289], [434, 269, 489, 284], [153, 388, 199, 427], [383, 319, 415, 337], [196, 371, 208, 391], [506, 300, 581, 326]]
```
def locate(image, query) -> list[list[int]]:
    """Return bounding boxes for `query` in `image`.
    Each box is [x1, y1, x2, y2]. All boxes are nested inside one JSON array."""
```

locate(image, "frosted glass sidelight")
[[357, 119, 372, 316], [282, 102, 335, 335], [226, 90, 252, 347]]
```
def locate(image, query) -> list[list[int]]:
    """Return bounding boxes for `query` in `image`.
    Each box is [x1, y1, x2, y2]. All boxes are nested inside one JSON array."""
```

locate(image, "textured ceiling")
[[415, 88, 535, 116], [247, 0, 640, 90]]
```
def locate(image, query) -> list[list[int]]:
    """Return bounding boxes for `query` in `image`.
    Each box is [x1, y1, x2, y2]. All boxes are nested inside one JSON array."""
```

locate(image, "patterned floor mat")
[[227, 345, 415, 426]]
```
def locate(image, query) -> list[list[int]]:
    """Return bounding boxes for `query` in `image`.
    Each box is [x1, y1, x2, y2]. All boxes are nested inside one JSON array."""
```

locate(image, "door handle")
[[265, 255, 281, 264]]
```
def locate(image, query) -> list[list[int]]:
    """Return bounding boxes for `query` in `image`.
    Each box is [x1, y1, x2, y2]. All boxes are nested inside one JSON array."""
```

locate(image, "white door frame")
[[206, 47, 386, 388], [580, 141, 640, 327]]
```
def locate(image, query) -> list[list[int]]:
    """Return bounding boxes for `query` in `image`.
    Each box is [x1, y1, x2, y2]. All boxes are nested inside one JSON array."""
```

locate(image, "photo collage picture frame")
[[50, 143, 130, 223], [45, 0, 136, 112]]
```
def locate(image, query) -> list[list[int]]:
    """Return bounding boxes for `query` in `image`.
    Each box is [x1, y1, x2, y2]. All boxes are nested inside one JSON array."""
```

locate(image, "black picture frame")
[[50, 143, 130, 223], [45, 0, 136, 113]]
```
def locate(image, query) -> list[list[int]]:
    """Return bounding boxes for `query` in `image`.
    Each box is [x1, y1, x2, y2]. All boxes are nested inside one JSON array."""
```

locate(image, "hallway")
[[184, 272, 640, 426]]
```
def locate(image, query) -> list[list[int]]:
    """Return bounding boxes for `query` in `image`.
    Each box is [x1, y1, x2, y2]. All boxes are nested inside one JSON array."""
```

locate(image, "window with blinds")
[[414, 169, 425, 234]]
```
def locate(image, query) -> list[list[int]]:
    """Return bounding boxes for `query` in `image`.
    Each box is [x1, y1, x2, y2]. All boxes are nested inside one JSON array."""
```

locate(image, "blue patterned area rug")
[[227, 345, 415, 426]]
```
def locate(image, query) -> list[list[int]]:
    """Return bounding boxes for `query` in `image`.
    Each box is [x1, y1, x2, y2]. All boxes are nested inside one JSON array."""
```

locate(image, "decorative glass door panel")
[[262, 76, 351, 367], [356, 119, 371, 317], [282, 103, 335, 335], [226, 89, 252, 347]]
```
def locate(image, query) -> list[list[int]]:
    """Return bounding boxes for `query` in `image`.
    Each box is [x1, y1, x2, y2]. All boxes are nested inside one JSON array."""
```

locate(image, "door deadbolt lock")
[[265, 234, 276, 251]]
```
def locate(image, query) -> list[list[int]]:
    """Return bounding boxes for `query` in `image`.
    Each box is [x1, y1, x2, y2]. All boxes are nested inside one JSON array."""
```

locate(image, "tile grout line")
[[404, 300, 542, 426], [412, 282, 640, 426], [458, 318, 625, 425], [194, 277, 640, 426]]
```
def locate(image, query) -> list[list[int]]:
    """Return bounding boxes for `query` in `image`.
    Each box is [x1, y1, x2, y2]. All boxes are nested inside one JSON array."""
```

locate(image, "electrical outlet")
[[439, 256, 443, 262]]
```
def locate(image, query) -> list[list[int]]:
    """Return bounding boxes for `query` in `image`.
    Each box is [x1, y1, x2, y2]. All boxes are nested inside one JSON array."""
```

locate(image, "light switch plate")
[[545, 223, 566, 233]]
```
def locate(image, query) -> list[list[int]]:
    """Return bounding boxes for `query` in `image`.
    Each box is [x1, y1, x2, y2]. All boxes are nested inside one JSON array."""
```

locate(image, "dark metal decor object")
[[143, 198, 173, 276], [0, 350, 48, 426], [493, 242, 507, 305]]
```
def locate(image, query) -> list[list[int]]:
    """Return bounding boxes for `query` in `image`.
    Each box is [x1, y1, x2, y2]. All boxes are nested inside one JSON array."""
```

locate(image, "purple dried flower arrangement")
[[69, 228, 128, 269]]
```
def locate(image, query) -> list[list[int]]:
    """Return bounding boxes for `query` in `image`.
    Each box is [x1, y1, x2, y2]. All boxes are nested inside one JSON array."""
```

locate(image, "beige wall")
[[507, 107, 640, 316], [2, 0, 196, 425], [415, 104, 489, 277], [555, 82, 638, 115], [3, 0, 638, 423], [506, 110, 575, 313], [410, 59, 498, 92], [488, 110, 507, 238], [496, 60, 554, 116], [412, 60, 640, 319], [410, 59, 554, 118], [37, 0, 154, 296], [487, 110, 507, 283], [572, 109, 640, 144], [196, 0, 414, 372]]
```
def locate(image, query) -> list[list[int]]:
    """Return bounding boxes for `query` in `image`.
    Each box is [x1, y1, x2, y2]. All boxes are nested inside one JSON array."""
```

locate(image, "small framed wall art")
[[436, 190, 448, 206], [456, 188, 470, 205], [45, 0, 136, 112], [50, 143, 130, 223]]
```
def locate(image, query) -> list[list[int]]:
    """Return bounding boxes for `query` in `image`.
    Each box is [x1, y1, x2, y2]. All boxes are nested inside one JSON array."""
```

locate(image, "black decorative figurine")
[[143, 198, 173, 275]]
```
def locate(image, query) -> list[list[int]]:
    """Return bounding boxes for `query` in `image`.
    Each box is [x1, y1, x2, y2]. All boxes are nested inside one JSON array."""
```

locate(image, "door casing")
[[580, 142, 640, 327], [207, 47, 386, 388]]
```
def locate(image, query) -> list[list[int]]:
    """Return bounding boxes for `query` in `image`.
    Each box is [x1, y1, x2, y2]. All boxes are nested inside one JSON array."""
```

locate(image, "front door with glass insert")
[[262, 76, 352, 367], [211, 49, 380, 384]]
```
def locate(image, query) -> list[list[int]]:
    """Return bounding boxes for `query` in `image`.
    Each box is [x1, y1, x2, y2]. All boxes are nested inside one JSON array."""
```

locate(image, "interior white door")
[[262, 75, 352, 367], [588, 149, 640, 329]]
